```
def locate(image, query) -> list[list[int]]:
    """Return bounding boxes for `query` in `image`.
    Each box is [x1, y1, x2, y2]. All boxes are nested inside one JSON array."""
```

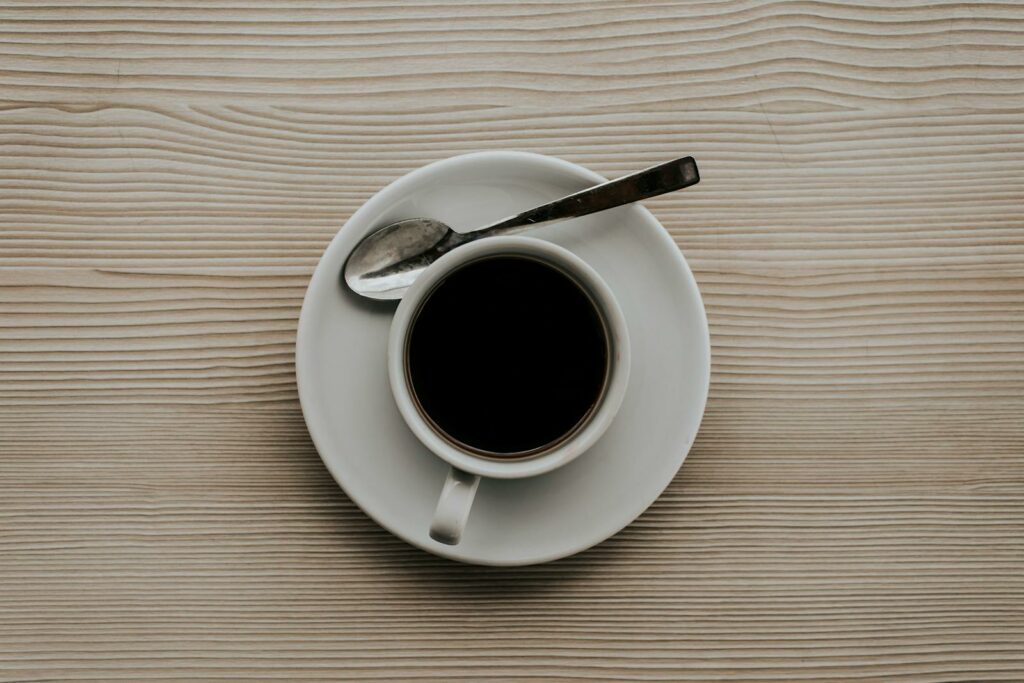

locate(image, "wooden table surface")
[[2, 2, 1023, 681]]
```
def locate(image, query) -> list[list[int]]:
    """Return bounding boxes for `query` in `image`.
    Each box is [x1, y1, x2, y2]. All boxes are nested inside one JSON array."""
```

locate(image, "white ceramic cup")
[[387, 236, 630, 546]]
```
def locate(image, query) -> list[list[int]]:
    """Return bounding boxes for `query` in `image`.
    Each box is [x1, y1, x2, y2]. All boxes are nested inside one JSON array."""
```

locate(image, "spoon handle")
[[471, 156, 699, 238]]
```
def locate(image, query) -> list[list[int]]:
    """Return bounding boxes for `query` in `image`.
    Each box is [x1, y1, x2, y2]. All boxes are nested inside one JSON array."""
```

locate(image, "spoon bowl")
[[343, 217, 456, 300]]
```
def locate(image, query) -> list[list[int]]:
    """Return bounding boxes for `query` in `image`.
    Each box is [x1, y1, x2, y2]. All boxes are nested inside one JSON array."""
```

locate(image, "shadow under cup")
[[403, 252, 613, 461]]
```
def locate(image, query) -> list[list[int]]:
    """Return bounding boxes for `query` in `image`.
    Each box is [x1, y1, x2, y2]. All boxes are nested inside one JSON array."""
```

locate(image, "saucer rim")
[[296, 150, 710, 566]]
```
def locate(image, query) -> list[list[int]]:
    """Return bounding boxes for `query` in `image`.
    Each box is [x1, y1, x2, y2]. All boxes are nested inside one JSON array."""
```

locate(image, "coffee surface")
[[408, 255, 608, 456]]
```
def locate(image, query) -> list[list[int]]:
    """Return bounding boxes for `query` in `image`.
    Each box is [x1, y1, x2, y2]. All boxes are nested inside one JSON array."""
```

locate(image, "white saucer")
[[296, 151, 710, 566]]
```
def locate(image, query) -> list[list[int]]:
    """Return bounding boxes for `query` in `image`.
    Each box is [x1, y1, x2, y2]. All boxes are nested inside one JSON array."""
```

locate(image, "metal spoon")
[[343, 156, 700, 300]]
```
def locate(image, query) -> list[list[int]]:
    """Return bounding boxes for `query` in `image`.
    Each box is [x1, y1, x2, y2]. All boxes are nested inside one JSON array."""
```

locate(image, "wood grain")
[[1, 1, 1023, 681]]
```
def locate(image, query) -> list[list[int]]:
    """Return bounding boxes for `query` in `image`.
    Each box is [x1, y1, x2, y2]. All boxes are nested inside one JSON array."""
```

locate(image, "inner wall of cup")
[[403, 252, 613, 461]]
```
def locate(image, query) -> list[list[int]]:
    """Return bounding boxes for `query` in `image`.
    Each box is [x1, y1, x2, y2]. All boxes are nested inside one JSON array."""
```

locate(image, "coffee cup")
[[388, 236, 630, 545]]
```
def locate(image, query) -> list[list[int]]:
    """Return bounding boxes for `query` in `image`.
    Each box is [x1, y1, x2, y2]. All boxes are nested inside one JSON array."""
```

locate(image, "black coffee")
[[408, 255, 608, 457]]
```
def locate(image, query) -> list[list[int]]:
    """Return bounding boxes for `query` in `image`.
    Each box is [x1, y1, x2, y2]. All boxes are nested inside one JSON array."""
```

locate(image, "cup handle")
[[429, 467, 481, 545]]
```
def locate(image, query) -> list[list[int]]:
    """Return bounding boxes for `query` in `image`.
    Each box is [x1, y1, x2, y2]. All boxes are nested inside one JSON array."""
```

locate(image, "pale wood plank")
[[1, 0, 1023, 109]]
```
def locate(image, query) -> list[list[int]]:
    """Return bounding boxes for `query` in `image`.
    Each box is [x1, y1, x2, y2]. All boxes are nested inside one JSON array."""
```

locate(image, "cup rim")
[[388, 235, 631, 480]]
